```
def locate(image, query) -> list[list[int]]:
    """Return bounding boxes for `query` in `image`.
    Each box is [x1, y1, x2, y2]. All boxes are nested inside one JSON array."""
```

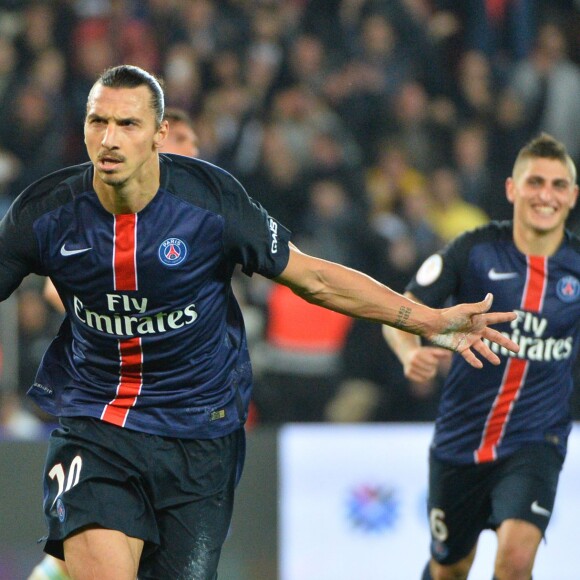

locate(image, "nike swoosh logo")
[[60, 244, 93, 257], [531, 500, 551, 517], [488, 268, 518, 281]]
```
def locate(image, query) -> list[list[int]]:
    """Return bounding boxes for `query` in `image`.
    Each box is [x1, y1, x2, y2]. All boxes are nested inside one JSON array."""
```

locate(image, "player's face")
[[84, 84, 167, 189], [160, 120, 199, 157], [507, 157, 578, 236]]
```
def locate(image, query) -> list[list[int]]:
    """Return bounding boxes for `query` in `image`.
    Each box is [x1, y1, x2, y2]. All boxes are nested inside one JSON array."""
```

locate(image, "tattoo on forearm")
[[395, 306, 411, 328]]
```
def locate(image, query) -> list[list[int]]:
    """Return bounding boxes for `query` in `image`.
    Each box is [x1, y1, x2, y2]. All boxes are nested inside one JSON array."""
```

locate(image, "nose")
[[101, 122, 118, 148], [538, 186, 553, 201]]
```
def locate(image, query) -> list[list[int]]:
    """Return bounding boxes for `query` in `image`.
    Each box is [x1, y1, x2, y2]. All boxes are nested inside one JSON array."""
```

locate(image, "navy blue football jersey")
[[0, 154, 291, 438], [407, 221, 580, 464]]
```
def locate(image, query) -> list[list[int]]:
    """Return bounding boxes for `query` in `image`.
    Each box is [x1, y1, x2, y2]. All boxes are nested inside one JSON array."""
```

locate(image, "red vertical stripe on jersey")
[[102, 213, 142, 427], [101, 337, 143, 426], [475, 256, 547, 463], [113, 214, 138, 291], [522, 255, 547, 311]]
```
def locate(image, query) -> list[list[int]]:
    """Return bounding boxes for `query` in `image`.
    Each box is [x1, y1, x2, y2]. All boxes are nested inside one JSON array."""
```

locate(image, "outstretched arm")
[[382, 292, 452, 383], [275, 245, 518, 368]]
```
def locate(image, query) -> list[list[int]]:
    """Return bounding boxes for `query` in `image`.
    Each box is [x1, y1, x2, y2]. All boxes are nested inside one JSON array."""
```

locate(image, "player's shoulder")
[[160, 154, 246, 201], [12, 162, 92, 212], [457, 220, 511, 243], [564, 229, 580, 254], [446, 220, 512, 254]]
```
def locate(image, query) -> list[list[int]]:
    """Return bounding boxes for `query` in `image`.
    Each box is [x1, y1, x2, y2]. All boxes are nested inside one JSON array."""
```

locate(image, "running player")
[[41, 106, 200, 315], [0, 64, 518, 580], [384, 133, 579, 580], [30, 105, 201, 580], [160, 106, 199, 158]]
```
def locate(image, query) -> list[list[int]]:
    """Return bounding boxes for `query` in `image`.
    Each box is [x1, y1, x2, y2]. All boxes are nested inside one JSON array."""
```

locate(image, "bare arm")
[[43, 278, 65, 314], [275, 245, 518, 368], [382, 291, 452, 382]]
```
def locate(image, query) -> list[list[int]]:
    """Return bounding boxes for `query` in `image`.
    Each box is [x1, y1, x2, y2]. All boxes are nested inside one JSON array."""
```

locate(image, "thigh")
[[428, 454, 492, 565], [139, 428, 245, 580], [64, 527, 144, 580], [491, 443, 563, 534], [43, 418, 159, 560]]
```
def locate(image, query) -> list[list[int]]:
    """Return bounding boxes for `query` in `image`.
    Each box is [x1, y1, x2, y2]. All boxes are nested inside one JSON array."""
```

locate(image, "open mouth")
[[97, 155, 124, 171], [533, 205, 556, 216]]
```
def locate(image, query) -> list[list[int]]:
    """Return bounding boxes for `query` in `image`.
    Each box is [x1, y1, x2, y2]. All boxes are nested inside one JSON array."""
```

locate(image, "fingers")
[[467, 294, 516, 325], [482, 311, 518, 325], [427, 347, 452, 360], [464, 292, 493, 315], [480, 292, 493, 313], [405, 347, 448, 382], [459, 347, 483, 369], [406, 356, 437, 383], [406, 368, 436, 383], [459, 328, 519, 369], [460, 340, 502, 369], [406, 364, 437, 383], [482, 327, 519, 354], [472, 338, 501, 365]]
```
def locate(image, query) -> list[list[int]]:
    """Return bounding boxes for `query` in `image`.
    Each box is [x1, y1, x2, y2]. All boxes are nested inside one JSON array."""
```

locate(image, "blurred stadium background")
[[0, 1, 579, 578]]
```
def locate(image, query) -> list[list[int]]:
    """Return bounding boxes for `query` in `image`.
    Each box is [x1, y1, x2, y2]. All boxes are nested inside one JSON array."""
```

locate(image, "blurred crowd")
[[1, 0, 580, 438]]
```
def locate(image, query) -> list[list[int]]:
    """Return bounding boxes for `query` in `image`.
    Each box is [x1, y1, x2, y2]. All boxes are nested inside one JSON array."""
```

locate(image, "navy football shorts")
[[427, 442, 563, 565], [42, 417, 245, 579]]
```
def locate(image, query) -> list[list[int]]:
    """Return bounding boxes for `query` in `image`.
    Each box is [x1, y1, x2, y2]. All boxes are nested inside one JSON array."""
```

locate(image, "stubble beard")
[[98, 169, 129, 188]]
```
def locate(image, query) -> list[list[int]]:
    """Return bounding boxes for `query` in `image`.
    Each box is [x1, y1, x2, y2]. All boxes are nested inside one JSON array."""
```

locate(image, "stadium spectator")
[[504, 20, 580, 161], [427, 166, 489, 242]]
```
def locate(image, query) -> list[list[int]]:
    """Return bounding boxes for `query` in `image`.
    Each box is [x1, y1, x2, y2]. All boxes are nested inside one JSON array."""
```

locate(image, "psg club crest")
[[557, 276, 580, 303], [56, 498, 66, 523], [158, 238, 188, 267]]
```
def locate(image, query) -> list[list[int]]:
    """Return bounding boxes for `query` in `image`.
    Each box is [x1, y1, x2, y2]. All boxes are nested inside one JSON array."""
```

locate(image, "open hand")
[[427, 293, 519, 369]]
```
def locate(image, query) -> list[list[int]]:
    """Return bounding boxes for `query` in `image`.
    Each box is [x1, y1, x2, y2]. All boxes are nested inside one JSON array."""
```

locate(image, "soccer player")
[[384, 133, 579, 580], [41, 106, 199, 315], [0, 65, 518, 580], [30, 104, 201, 580], [160, 106, 199, 158]]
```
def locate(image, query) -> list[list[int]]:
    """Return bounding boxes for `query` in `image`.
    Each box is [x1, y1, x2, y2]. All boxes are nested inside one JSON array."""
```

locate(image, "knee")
[[431, 559, 471, 580], [495, 543, 535, 579]]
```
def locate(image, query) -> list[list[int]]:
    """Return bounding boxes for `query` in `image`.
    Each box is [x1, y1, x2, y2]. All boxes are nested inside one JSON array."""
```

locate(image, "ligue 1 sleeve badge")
[[158, 238, 188, 267]]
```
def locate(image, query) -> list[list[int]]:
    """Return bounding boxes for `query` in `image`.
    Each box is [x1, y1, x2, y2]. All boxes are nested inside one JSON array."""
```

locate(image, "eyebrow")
[[553, 178, 571, 186], [86, 113, 142, 124], [526, 174, 571, 186]]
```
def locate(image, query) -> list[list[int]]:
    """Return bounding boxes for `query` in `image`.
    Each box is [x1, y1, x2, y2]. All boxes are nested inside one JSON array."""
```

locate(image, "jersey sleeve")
[[0, 193, 42, 300], [406, 232, 473, 308], [0, 164, 83, 301], [219, 173, 292, 279]]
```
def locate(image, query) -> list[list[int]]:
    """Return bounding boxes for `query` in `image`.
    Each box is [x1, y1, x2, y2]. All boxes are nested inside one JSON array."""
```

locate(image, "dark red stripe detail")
[[114, 214, 137, 290], [101, 337, 143, 427], [475, 358, 527, 462], [523, 255, 546, 312]]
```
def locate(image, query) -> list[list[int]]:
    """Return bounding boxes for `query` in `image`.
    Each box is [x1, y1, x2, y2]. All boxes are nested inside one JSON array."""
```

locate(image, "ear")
[[153, 119, 169, 150], [505, 177, 516, 204], [569, 184, 579, 210]]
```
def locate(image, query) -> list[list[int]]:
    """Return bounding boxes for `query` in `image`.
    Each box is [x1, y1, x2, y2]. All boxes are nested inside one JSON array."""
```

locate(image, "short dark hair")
[[163, 107, 194, 128], [513, 133, 577, 184], [90, 65, 165, 127]]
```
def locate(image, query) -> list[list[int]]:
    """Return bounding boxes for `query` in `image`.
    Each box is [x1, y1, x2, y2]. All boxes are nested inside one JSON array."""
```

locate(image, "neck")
[[93, 162, 160, 214], [513, 224, 564, 257], [96, 185, 157, 214]]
